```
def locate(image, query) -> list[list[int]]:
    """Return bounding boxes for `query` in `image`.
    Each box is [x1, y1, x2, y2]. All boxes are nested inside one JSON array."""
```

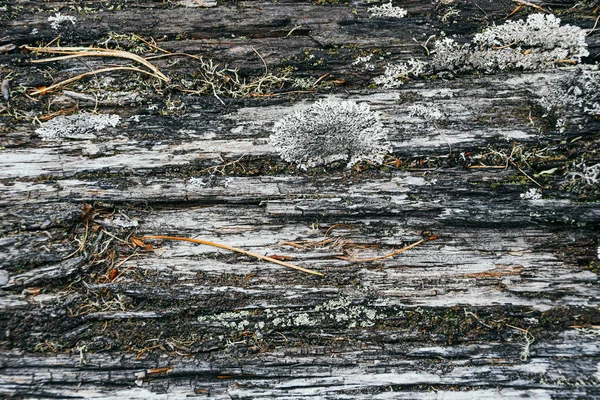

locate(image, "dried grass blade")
[[140, 235, 324, 277], [336, 238, 425, 262], [29, 66, 162, 95], [22, 45, 169, 82]]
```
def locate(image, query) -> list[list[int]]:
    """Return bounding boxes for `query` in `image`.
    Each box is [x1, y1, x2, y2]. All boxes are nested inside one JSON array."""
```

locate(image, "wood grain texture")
[[1, 0, 599, 398]]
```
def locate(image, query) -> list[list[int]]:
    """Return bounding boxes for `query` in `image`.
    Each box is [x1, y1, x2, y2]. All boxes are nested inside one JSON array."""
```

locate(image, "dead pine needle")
[[588, 15, 600, 36], [336, 238, 426, 262], [510, 0, 548, 14], [140, 235, 324, 277]]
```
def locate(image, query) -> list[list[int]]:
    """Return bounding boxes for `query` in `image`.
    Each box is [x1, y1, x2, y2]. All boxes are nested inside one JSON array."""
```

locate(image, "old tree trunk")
[[1, 0, 600, 398]]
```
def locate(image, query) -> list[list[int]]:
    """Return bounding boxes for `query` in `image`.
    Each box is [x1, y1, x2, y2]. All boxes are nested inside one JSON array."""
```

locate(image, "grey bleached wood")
[[1, 0, 599, 398]]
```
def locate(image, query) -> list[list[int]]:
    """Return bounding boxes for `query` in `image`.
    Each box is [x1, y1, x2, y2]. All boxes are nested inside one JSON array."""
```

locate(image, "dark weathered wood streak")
[[1, 0, 599, 398]]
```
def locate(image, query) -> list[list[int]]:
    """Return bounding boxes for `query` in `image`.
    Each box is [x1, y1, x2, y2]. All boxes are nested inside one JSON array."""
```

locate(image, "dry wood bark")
[[1, 0, 599, 398]]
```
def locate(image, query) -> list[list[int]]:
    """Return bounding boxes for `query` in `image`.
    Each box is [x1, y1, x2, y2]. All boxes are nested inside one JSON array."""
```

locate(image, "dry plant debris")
[[22, 45, 169, 95], [336, 238, 426, 262], [140, 235, 324, 276], [280, 229, 432, 263]]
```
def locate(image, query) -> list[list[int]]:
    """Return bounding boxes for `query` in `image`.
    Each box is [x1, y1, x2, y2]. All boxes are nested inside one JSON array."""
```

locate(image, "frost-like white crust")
[[36, 113, 121, 141], [270, 99, 391, 169], [367, 1, 407, 19], [376, 13, 589, 87]]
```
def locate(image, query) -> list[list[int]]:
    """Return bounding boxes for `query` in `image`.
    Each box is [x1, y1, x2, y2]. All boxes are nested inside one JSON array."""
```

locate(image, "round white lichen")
[[270, 99, 391, 169]]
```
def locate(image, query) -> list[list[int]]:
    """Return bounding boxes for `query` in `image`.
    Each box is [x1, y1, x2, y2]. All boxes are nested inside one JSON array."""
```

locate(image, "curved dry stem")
[[336, 238, 425, 262], [29, 66, 162, 96], [140, 235, 324, 277], [23, 45, 169, 82]]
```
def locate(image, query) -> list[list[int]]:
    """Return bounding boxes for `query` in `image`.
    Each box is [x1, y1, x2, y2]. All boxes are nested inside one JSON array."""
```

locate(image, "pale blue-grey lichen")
[[1, 79, 9, 101], [196, 296, 385, 333], [434, 13, 589, 73], [373, 58, 427, 88], [376, 13, 589, 87], [473, 14, 588, 61], [367, 1, 407, 19], [567, 162, 600, 187], [36, 113, 121, 141], [270, 99, 391, 169], [407, 104, 443, 122], [48, 12, 77, 30], [352, 54, 376, 71], [189, 175, 232, 188], [520, 188, 542, 200], [536, 67, 600, 117]]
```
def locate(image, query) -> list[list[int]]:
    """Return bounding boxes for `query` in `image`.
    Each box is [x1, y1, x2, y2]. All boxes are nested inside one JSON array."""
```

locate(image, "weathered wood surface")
[[1, 0, 600, 398]]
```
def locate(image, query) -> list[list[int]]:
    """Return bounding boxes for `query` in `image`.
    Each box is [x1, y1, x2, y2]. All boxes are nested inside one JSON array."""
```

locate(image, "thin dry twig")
[[140, 235, 324, 276], [506, 323, 535, 361], [287, 25, 302, 36], [468, 165, 508, 169], [554, 59, 578, 65], [252, 46, 268, 76], [246, 90, 315, 97], [505, 156, 546, 189], [279, 237, 346, 250], [588, 14, 600, 36], [63, 220, 90, 260], [492, 39, 520, 50], [146, 52, 203, 61], [132, 34, 170, 54], [465, 309, 494, 329], [198, 154, 247, 175], [506, 4, 523, 19], [324, 224, 355, 237], [336, 238, 425, 262], [510, 0, 548, 13], [490, 148, 547, 189], [413, 35, 435, 56], [44, 35, 62, 48], [312, 73, 330, 88]]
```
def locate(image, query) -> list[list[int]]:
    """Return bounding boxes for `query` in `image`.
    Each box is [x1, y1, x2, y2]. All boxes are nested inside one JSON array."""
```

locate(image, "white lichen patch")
[[48, 12, 77, 30], [270, 99, 391, 169], [368, 1, 407, 19], [472, 14, 588, 63], [352, 55, 375, 71], [178, 0, 217, 6], [373, 58, 427, 88], [293, 77, 315, 90], [197, 296, 386, 333], [432, 14, 589, 73], [36, 113, 120, 141], [197, 310, 252, 331], [567, 162, 600, 186], [293, 313, 317, 327], [376, 13, 589, 87], [407, 104, 443, 121], [520, 188, 542, 200], [537, 67, 600, 117], [188, 175, 231, 188], [314, 297, 352, 311]]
